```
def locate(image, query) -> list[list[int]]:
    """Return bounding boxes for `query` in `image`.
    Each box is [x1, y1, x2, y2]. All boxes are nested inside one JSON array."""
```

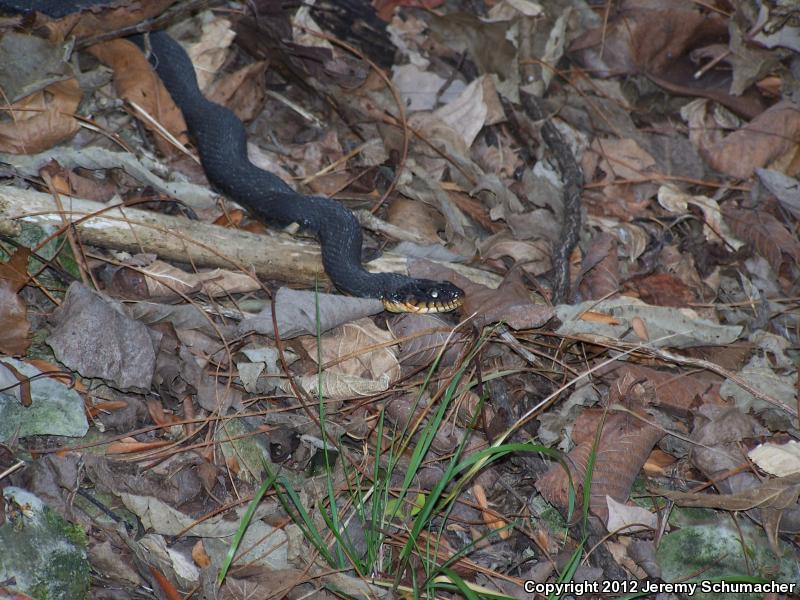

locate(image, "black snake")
[[2, 1, 465, 313]]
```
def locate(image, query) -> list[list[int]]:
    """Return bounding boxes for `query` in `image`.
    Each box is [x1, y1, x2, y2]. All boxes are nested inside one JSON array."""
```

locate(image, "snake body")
[[3, 1, 465, 313]]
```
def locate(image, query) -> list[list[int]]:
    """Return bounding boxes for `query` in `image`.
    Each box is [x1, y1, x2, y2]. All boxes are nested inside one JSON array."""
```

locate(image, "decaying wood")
[[0, 186, 499, 289]]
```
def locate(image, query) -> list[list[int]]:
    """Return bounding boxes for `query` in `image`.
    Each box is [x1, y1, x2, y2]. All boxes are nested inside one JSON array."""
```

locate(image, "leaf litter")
[[0, 0, 799, 598]]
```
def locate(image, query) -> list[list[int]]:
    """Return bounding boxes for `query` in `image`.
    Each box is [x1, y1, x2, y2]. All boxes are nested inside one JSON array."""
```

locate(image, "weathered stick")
[[0, 186, 499, 288]]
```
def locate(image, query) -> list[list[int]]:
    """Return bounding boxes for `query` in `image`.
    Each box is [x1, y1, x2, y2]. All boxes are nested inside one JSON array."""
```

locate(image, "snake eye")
[[430, 290, 439, 299]]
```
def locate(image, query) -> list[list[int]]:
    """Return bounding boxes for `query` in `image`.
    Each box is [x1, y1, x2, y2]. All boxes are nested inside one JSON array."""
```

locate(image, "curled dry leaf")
[[239, 287, 383, 340], [187, 17, 236, 91], [301, 318, 400, 382], [723, 206, 800, 280], [389, 313, 468, 368], [461, 274, 554, 329], [289, 372, 390, 400], [536, 409, 665, 523], [111, 260, 261, 300], [658, 185, 743, 249], [702, 101, 800, 179], [88, 39, 188, 157], [0, 79, 81, 154], [34, 0, 174, 42], [0, 247, 31, 356], [207, 61, 268, 122]]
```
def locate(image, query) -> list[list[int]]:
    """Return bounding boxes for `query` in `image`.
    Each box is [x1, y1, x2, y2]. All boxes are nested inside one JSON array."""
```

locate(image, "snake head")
[[382, 280, 465, 313]]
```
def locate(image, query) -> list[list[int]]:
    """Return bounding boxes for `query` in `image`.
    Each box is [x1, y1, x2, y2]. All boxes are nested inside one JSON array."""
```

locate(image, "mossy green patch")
[[0, 487, 90, 600]]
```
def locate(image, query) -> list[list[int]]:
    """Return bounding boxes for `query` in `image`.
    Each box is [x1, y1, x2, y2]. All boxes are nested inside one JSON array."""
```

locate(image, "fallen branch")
[[0, 186, 499, 289]]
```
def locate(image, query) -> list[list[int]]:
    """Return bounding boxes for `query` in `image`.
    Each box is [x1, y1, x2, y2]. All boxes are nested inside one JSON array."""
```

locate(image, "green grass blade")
[[217, 469, 278, 585]]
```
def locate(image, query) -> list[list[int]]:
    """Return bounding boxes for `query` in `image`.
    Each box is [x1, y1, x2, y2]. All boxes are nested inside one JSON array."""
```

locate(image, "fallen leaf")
[[0, 79, 81, 154]]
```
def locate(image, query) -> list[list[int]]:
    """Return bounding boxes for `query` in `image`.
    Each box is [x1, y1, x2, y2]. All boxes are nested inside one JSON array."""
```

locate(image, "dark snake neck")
[[138, 31, 410, 299]]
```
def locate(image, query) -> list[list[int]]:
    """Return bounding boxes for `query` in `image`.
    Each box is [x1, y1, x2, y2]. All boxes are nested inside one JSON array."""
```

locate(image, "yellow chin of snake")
[[382, 297, 464, 314]]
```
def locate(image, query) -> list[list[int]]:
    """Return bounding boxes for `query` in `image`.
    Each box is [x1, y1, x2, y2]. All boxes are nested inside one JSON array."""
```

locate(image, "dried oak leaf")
[[88, 38, 188, 157], [723, 205, 800, 278], [536, 405, 665, 523], [0, 247, 32, 356], [703, 101, 800, 179], [0, 79, 81, 154]]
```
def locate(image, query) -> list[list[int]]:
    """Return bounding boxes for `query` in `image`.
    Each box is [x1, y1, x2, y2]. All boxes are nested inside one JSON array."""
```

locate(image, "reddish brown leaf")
[[89, 38, 189, 157], [703, 101, 800, 179], [37, 0, 175, 43], [0, 247, 31, 293], [723, 205, 800, 277], [627, 273, 697, 307], [207, 61, 268, 122], [578, 232, 620, 300], [0, 79, 81, 154], [0, 248, 31, 356], [538, 412, 665, 523]]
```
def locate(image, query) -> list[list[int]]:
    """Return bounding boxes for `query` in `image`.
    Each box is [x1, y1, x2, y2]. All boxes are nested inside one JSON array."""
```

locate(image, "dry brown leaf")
[[537, 394, 665, 523], [626, 273, 697, 307], [302, 318, 400, 382], [118, 260, 261, 299], [598, 363, 714, 417], [570, 5, 764, 118], [0, 247, 32, 356], [375, 0, 445, 21], [191, 540, 212, 569], [472, 483, 511, 540], [480, 236, 551, 277], [291, 372, 389, 400], [658, 185, 744, 249], [431, 75, 504, 148], [387, 197, 444, 244], [0, 79, 81, 154], [591, 137, 656, 183], [650, 474, 800, 513], [630, 316, 649, 342], [0, 246, 31, 293], [187, 17, 236, 91], [37, 0, 174, 42], [703, 101, 800, 179], [89, 38, 189, 156], [0, 360, 31, 407], [389, 313, 468, 368], [207, 61, 268, 122], [577, 232, 620, 300], [106, 438, 170, 454], [605, 496, 657, 533], [723, 206, 800, 277], [750, 441, 800, 478], [461, 273, 554, 330]]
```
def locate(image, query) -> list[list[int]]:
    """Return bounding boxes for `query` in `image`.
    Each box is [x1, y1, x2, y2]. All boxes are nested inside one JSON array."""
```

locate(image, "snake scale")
[[2, 0, 465, 313]]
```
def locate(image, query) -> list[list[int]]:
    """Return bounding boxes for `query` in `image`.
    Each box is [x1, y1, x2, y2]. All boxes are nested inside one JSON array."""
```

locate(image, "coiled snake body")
[[3, 1, 465, 313]]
